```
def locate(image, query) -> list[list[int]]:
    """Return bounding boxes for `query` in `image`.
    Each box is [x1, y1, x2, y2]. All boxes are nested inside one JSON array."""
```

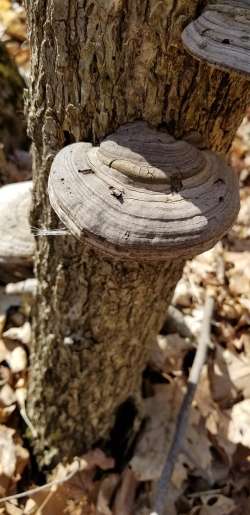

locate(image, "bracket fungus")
[[0, 181, 34, 282], [48, 122, 239, 261], [182, 1, 250, 78]]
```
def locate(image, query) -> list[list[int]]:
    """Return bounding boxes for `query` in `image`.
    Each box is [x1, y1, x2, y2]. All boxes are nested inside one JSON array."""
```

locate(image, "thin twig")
[[0, 458, 81, 504], [30, 225, 70, 237], [151, 295, 215, 515]]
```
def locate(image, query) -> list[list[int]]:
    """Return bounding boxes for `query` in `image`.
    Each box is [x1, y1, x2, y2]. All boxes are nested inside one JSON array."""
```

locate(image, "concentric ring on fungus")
[[182, 1, 250, 78], [48, 122, 239, 261], [0, 181, 34, 266]]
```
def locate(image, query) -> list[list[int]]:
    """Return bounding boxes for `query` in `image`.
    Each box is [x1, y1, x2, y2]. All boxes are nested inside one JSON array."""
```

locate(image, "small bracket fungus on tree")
[[182, 0, 250, 78], [48, 122, 239, 261], [0, 181, 34, 282]]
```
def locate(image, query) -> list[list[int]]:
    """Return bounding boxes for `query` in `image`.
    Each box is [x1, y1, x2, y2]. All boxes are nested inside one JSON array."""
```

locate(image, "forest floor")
[[0, 1, 250, 514]]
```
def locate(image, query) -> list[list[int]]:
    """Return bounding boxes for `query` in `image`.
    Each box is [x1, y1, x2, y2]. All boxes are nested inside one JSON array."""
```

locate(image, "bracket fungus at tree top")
[[182, 1, 250, 78], [0, 181, 34, 282], [48, 122, 239, 261]]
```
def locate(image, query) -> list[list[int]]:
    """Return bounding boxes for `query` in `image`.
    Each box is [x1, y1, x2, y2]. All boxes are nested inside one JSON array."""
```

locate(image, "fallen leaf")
[[5, 502, 23, 515], [0, 404, 15, 424], [130, 384, 183, 482], [225, 252, 250, 296], [172, 279, 193, 307], [3, 322, 31, 346], [210, 347, 250, 404], [97, 474, 120, 515], [7, 346, 27, 373], [228, 400, 250, 448], [0, 425, 29, 497], [30, 450, 114, 515], [194, 495, 236, 515], [150, 333, 193, 375], [0, 3, 27, 41], [113, 467, 137, 515], [0, 384, 16, 406], [0, 339, 10, 363], [0, 425, 16, 477], [24, 499, 36, 514]]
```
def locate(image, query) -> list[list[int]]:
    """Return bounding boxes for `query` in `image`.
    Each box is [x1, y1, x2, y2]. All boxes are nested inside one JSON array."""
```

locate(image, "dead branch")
[[151, 295, 215, 515]]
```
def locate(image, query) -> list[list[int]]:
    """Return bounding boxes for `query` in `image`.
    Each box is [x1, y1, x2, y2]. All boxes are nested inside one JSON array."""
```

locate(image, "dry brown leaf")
[[5, 502, 23, 515], [172, 278, 193, 307], [6, 346, 27, 373], [150, 333, 193, 374], [0, 316, 5, 337], [0, 404, 15, 424], [0, 384, 16, 406], [181, 407, 213, 479], [0, 288, 21, 336], [113, 467, 137, 515], [15, 443, 29, 482], [0, 1, 10, 12], [130, 380, 213, 489], [225, 252, 250, 296], [237, 196, 250, 227], [0, 426, 16, 477], [0, 425, 29, 497], [0, 340, 9, 363], [0, 336, 28, 374], [5, 40, 30, 67], [194, 368, 236, 465], [192, 495, 236, 515], [130, 383, 183, 482], [96, 474, 120, 515], [171, 456, 189, 490], [30, 450, 114, 515], [0, 5, 26, 41], [3, 322, 31, 347], [228, 399, 250, 448], [210, 347, 250, 404], [24, 498, 36, 514]]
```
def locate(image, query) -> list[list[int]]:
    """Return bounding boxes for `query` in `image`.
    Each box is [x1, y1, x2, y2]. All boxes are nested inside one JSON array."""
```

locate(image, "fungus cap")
[[0, 181, 34, 266], [182, 1, 250, 78], [48, 122, 239, 261]]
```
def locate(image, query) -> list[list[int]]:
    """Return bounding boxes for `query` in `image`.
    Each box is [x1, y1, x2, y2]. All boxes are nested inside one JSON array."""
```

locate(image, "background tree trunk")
[[0, 42, 26, 156], [25, 0, 250, 466]]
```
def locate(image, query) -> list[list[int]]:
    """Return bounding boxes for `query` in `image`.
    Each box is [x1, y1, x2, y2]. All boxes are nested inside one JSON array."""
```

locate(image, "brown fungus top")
[[0, 181, 34, 266], [48, 122, 239, 261], [182, 1, 250, 78]]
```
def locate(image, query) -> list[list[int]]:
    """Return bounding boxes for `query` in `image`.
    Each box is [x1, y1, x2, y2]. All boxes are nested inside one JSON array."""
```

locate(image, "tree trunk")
[[25, 0, 250, 466]]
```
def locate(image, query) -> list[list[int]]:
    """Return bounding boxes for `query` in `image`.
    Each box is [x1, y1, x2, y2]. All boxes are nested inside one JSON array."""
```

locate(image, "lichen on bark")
[[24, 0, 250, 465]]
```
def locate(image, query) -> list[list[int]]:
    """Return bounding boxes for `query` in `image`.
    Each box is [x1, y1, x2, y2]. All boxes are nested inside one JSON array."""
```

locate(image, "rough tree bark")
[[0, 42, 26, 157], [24, 0, 250, 466]]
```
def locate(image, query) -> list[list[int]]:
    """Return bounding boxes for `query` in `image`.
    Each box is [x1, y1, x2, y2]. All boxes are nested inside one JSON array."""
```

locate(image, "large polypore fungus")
[[49, 122, 239, 261], [0, 181, 34, 283], [182, 1, 250, 77]]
